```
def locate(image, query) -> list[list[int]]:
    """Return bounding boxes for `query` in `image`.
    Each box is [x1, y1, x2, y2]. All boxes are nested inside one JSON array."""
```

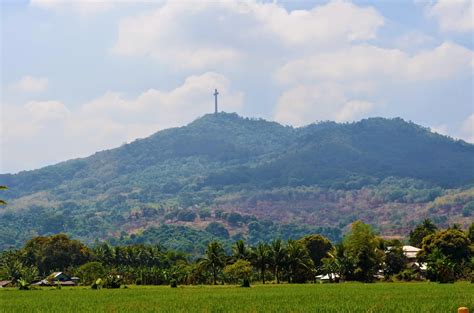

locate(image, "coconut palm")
[[286, 240, 313, 283], [199, 241, 226, 285], [232, 240, 249, 261], [269, 239, 286, 283], [250, 242, 270, 284]]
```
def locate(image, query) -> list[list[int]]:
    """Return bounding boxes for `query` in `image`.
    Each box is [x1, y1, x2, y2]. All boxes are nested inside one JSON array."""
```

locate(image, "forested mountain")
[[1, 113, 473, 252]]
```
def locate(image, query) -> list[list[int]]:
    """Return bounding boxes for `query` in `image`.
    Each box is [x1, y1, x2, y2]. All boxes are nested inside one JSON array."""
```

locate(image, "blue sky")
[[1, 0, 473, 173]]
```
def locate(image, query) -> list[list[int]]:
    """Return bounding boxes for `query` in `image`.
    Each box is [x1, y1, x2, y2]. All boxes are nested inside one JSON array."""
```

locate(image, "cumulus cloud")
[[428, 0, 474, 33], [460, 114, 474, 143], [8, 76, 49, 93], [2, 72, 243, 172], [276, 42, 473, 85], [273, 41, 473, 126], [112, 0, 384, 69], [273, 84, 374, 126]]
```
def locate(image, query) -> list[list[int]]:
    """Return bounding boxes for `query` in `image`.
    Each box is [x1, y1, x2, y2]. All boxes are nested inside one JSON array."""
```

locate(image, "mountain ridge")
[[1, 113, 473, 251]]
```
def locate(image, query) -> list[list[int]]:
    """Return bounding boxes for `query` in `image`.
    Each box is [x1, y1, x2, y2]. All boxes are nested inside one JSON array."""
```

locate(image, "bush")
[[176, 209, 197, 222], [103, 275, 122, 289], [395, 269, 420, 282], [205, 222, 230, 239], [78, 261, 105, 285]]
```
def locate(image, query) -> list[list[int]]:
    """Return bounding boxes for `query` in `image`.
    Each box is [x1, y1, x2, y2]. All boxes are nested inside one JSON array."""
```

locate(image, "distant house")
[[32, 272, 78, 286], [402, 245, 420, 262], [387, 245, 427, 273]]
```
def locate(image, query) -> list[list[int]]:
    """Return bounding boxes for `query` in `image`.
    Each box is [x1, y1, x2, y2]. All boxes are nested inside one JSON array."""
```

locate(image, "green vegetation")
[[4, 220, 471, 288], [0, 114, 473, 250], [1, 283, 472, 313]]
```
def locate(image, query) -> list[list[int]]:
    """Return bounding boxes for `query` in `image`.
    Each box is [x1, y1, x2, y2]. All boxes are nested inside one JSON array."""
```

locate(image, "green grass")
[[1, 283, 473, 313]]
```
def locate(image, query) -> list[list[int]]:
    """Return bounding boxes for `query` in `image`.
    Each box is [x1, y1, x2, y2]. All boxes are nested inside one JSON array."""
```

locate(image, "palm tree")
[[251, 242, 270, 284], [232, 240, 249, 261], [199, 241, 226, 285], [269, 239, 286, 284], [0, 185, 7, 206], [286, 240, 313, 283]]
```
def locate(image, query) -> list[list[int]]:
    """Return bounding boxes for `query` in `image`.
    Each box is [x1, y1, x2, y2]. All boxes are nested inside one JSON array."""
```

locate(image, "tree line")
[[0, 220, 472, 288]]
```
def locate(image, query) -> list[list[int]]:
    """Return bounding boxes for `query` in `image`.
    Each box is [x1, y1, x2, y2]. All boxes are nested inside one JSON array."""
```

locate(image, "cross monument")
[[214, 89, 219, 114]]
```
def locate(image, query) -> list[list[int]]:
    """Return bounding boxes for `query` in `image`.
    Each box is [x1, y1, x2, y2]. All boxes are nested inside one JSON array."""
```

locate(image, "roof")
[[403, 245, 421, 258], [402, 245, 421, 252]]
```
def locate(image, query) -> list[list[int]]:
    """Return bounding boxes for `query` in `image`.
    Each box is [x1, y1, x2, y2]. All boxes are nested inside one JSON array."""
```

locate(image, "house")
[[402, 245, 420, 262], [32, 272, 78, 286], [315, 273, 340, 283], [387, 245, 427, 274]]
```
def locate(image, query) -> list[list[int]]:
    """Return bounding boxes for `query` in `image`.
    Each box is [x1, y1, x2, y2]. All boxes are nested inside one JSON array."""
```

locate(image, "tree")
[[409, 219, 437, 247], [0, 185, 7, 206], [232, 240, 249, 261], [384, 245, 407, 278], [199, 241, 226, 285], [23, 234, 92, 275], [78, 262, 106, 285], [425, 248, 456, 283], [205, 222, 230, 239], [250, 242, 270, 284], [299, 234, 332, 269], [0, 250, 38, 284], [286, 240, 313, 283], [468, 222, 474, 243], [343, 221, 382, 282], [224, 259, 252, 286], [269, 239, 286, 284], [418, 229, 471, 264], [199, 208, 211, 221]]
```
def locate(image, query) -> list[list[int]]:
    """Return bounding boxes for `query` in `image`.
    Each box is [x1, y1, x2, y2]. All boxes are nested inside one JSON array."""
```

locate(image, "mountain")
[[1, 113, 473, 252]]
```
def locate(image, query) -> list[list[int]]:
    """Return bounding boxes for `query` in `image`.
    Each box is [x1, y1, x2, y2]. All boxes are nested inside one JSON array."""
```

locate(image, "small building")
[[32, 272, 78, 286], [402, 245, 421, 262]]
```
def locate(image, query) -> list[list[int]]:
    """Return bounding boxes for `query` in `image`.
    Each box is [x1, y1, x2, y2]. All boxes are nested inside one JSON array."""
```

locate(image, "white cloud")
[[1, 72, 243, 172], [276, 42, 473, 85], [30, 0, 115, 14], [335, 100, 374, 122], [273, 84, 374, 126], [393, 31, 437, 52], [8, 76, 49, 93], [428, 0, 474, 33], [460, 114, 474, 143], [112, 0, 384, 69]]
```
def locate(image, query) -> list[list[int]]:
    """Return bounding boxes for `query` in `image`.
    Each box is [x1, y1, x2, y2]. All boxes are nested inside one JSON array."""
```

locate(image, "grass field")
[[1, 283, 473, 313]]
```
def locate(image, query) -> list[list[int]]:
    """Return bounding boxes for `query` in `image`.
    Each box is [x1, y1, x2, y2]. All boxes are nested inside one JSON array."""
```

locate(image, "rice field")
[[1, 282, 473, 313]]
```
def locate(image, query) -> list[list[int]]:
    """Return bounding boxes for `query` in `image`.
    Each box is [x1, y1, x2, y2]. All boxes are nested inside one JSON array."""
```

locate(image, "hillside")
[[1, 113, 473, 252]]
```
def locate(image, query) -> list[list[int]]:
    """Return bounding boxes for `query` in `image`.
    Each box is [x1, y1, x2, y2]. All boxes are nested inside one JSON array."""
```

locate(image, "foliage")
[[418, 228, 471, 263], [384, 245, 407, 278], [425, 249, 456, 283], [409, 219, 438, 247], [223, 259, 252, 286], [299, 234, 332, 268], [22, 234, 91, 275], [78, 262, 106, 285], [343, 221, 383, 282], [205, 222, 230, 239], [250, 242, 270, 284], [199, 241, 226, 285]]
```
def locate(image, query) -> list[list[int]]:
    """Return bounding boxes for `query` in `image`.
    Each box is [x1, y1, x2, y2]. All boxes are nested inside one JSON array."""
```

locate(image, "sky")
[[1, 0, 473, 174]]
